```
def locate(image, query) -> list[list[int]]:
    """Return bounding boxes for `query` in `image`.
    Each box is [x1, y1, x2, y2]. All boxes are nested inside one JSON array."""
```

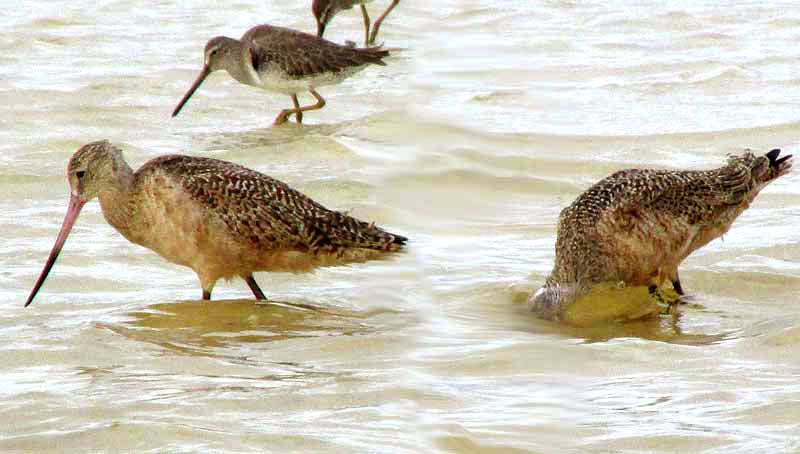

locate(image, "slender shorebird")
[[171, 24, 390, 126], [530, 149, 793, 324], [24, 140, 407, 306], [313, 0, 401, 47]]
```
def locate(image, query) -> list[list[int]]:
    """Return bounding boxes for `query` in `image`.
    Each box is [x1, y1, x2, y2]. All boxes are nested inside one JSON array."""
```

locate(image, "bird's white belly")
[[256, 67, 364, 95]]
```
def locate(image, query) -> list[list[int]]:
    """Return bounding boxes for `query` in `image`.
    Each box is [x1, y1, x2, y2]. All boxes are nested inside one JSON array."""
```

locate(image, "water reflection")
[[509, 288, 735, 345], [196, 121, 356, 148], [97, 299, 390, 354]]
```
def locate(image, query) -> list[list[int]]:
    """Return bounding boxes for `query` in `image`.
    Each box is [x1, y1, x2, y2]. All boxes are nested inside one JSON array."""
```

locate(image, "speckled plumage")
[[312, 0, 400, 46], [242, 25, 389, 81], [24, 141, 406, 305], [530, 149, 793, 322], [172, 24, 389, 125], [145, 154, 404, 255]]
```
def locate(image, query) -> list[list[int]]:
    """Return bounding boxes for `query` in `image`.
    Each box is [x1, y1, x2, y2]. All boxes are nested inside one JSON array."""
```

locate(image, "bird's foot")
[[273, 111, 291, 126], [649, 285, 682, 315]]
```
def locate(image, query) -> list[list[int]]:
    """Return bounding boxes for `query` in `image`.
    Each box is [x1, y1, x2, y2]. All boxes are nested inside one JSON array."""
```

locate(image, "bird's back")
[[533, 149, 792, 323], [133, 155, 405, 255], [551, 154, 780, 286], [552, 169, 704, 283], [242, 25, 389, 80]]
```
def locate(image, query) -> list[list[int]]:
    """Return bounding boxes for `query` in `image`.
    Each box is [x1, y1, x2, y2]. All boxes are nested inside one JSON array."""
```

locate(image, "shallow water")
[[2, 1, 800, 452]]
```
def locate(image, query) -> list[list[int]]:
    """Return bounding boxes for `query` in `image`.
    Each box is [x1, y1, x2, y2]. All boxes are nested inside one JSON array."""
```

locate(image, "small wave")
[[27, 17, 91, 28]]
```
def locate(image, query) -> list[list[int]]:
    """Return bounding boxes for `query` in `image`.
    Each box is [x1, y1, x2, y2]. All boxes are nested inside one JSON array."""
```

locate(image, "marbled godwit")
[[312, 0, 401, 47], [24, 140, 407, 306], [530, 149, 793, 324], [171, 24, 390, 126]]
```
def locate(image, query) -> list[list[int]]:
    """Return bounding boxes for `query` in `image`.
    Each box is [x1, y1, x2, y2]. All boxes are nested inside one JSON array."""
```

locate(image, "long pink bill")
[[171, 65, 211, 117], [24, 194, 87, 307]]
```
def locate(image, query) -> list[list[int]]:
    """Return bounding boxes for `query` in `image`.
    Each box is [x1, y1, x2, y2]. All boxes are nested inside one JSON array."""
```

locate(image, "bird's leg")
[[307, 89, 326, 110], [671, 271, 684, 295], [245, 275, 267, 300], [274, 110, 291, 125], [273, 91, 326, 125], [275, 92, 324, 125], [292, 94, 303, 124], [672, 278, 684, 295], [360, 4, 371, 48], [368, 0, 399, 45], [274, 97, 296, 126], [199, 274, 216, 301]]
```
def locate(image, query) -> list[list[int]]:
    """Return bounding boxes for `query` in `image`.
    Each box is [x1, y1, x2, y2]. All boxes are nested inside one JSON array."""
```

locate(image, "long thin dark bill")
[[24, 194, 87, 307], [171, 65, 211, 117]]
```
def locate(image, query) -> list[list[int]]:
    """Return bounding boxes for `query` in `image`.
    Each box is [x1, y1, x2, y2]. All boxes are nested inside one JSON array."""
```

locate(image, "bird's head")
[[203, 36, 233, 72], [312, 0, 336, 38], [24, 140, 125, 307], [528, 282, 579, 322], [172, 36, 236, 117], [66, 140, 123, 202]]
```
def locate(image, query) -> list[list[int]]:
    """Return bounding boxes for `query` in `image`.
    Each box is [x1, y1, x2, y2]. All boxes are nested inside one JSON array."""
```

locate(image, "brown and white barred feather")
[[136, 155, 405, 258], [244, 25, 388, 79]]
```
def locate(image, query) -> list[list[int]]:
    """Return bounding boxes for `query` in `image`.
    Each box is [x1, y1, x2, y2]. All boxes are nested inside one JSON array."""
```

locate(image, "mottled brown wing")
[[243, 25, 388, 79], [142, 155, 404, 252], [551, 158, 758, 284], [640, 160, 756, 224], [561, 162, 754, 234], [137, 155, 323, 249], [558, 169, 679, 231]]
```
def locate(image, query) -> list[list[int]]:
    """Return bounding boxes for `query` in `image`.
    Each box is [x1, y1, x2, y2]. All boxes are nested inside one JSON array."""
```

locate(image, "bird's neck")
[[220, 39, 259, 86], [97, 160, 137, 241]]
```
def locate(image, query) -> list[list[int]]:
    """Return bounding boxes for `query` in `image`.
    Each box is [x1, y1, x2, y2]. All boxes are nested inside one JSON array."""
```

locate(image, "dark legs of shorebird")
[[291, 94, 303, 124], [274, 90, 327, 125], [245, 275, 267, 300], [360, 4, 371, 47], [672, 278, 684, 295], [368, 0, 400, 45], [200, 278, 263, 300], [671, 272, 684, 295]]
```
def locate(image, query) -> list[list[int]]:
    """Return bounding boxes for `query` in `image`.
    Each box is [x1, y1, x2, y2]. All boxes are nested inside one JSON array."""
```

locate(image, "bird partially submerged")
[[530, 149, 793, 325], [24, 140, 407, 306]]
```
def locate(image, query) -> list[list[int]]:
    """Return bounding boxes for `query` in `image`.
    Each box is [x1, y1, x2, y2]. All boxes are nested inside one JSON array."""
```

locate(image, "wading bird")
[[25, 140, 407, 306], [530, 149, 793, 324], [172, 24, 390, 125]]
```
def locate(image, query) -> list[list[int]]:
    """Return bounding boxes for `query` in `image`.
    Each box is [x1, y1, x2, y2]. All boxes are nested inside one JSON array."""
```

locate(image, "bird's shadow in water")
[[510, 288, 736, 346], [96, 298, 402, 360], [191, 116, 374, 151]]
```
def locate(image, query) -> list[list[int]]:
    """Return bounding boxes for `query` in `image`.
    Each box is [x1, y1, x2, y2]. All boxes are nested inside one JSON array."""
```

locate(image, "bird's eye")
[[76, 170, 86, 179]]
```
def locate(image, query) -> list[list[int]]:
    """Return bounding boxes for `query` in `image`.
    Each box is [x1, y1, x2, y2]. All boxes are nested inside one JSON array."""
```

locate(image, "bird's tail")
[[313, 211, 406, 252], [352, 46, 391, 66], [765, 148, 793, 178]]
